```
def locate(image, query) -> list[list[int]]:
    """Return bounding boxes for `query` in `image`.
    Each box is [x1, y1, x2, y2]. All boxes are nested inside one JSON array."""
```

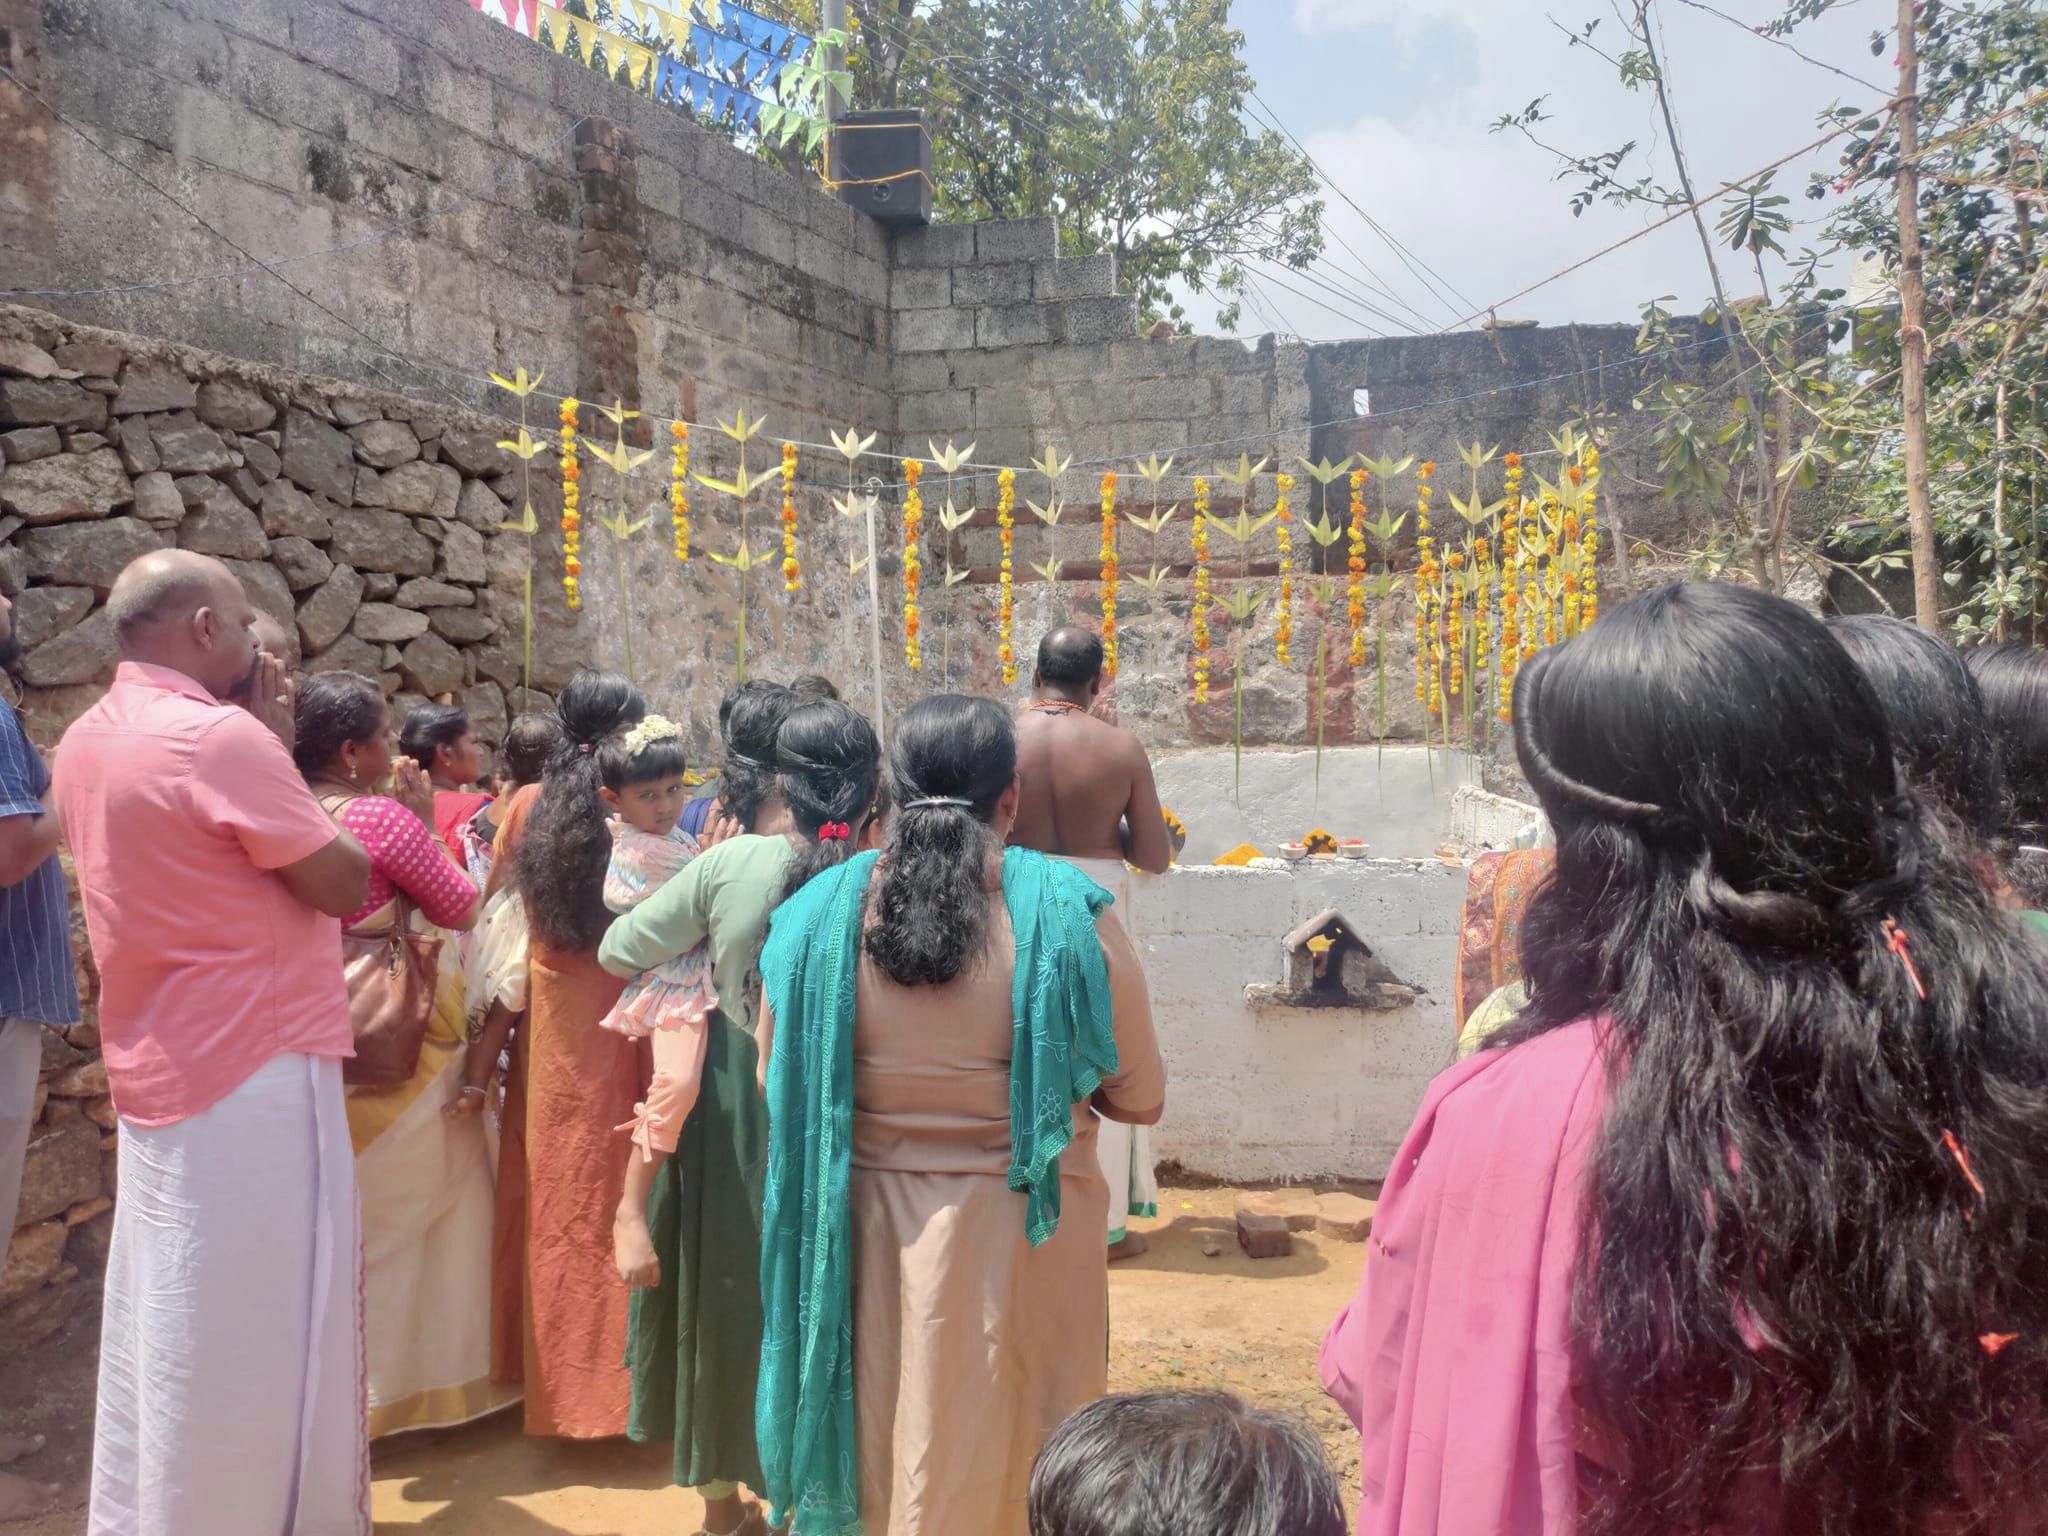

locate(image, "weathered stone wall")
[[0, 0, 893, 448], [0, 0, 1748, 757], [0, 306, 532, 745]]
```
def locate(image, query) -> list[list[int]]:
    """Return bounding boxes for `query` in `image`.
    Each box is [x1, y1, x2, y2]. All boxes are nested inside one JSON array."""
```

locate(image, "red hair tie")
[[1882, 918, 1926, 1000], [818, 822, 850, 842]]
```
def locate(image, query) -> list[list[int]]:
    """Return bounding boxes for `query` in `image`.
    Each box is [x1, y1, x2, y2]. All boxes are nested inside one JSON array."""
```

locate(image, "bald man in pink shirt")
[[56, 551, 371, 1536]]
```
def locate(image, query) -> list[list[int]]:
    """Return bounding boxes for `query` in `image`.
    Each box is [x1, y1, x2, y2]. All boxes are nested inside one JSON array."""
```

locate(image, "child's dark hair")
[[292, 671, 385, 778], [1027, 1391, 1347, 1536], [597, 717, 687, 794], [398, 702, 469, 774], [866, 695, 1015, 987], [718, 680, 796, 830], [774, 700, 881, 903], [1965, 643, 2048, 840], [500, 713, 564, 791], [1829, 615, 2003, 842], [512, 669, 646, 951]]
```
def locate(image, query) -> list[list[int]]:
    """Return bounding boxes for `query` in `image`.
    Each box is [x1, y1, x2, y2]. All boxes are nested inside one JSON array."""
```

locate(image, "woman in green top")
[[598, 697, 881, 1536]]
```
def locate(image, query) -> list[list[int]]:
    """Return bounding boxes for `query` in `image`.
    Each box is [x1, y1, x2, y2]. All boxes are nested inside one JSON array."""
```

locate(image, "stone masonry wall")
[[0, 303, 560, 1348]]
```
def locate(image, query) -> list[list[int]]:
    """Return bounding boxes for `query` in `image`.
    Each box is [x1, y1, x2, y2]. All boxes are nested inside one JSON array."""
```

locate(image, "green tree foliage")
[[837, 0, 1324, 330], [1498, 0, 2045, 623], [1802, 0, 2048, 637]]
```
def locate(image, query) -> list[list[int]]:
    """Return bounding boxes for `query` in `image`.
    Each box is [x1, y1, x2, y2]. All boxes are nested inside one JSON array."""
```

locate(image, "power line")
[[1668, 0, 1890, 96], [1235, 84, 1481, 327]]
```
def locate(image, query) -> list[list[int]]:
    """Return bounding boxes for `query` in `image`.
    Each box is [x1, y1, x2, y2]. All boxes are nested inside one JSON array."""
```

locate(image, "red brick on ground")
[[1243, 1187, 1321, 1232], [1235, 1205, 1294, 1259]]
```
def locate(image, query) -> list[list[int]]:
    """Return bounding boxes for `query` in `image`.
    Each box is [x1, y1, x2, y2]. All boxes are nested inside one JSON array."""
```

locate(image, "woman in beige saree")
[[756, 696, 1165, 1536], [295, 672, 519, 1437]]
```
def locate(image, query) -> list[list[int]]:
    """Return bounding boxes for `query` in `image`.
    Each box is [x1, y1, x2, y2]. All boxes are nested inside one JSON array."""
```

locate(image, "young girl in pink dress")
[[595, 716, 719, 1152]]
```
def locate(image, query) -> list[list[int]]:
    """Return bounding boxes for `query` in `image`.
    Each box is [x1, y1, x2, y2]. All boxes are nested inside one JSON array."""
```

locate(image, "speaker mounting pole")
[[822, 0, 848, 122]]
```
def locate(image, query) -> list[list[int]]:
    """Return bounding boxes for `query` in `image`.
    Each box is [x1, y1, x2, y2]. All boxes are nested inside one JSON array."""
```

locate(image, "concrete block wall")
[[0, 0, 892, 441], [1130, 859, 1466, 1181]]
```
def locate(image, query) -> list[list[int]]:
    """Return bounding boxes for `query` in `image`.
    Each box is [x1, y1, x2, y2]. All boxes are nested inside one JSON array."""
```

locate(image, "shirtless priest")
[[1010, 627, 1171, 1258]]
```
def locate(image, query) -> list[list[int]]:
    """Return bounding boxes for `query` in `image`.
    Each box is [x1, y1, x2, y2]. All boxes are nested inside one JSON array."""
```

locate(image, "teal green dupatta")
[[755, 848, 1121, 1535]]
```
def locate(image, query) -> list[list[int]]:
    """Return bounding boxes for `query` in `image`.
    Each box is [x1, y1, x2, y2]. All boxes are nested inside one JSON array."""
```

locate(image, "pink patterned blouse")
[[334, 794, 479, 929]]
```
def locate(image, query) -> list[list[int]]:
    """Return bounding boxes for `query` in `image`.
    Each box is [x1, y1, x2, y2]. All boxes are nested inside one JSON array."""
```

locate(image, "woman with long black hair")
[[1966, 643, 2048, 907], [600, 698, 880, 1536], [489, 668, 647, 1440], [1322, 583, 2048, 1535], [754, 695, 1164, 1536]]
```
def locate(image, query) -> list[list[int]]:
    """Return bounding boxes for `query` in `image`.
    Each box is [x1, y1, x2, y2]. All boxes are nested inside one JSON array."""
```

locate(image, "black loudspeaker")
[[829, 110, 933, 228]]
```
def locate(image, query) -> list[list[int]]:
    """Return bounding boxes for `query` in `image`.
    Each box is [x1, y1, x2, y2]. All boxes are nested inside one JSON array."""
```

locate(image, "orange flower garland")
[[1346, 467, 1368, 668], [779, 441, 800, 593], [559, 397, 581, 609], [1580, 445, 1601, 628], [1099, 472, 1120, 678], [1192, 475, 1212, 703], [1497, 452, 1524, 719], [1415, 461, 1439, 717], [903, 460, 923, 670], [669, 420, 690, 562], [1274, 470, 1294, 667], [998, 467, 1017, 685]]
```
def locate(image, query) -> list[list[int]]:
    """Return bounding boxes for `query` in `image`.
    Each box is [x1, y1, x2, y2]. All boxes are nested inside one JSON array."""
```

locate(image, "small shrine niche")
[[1246, 909, 1418, 1012]]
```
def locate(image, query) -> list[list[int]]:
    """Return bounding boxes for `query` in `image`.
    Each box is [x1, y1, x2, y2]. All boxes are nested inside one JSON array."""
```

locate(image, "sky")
[[1184, 0, 1893, 340]]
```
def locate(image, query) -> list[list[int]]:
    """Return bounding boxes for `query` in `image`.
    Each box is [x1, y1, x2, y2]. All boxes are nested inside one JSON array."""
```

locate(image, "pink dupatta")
[[1321, 1018, 1611, 1536]]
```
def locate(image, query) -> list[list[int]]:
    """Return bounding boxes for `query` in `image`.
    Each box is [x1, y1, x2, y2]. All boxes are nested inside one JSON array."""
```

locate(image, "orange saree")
[[489, 783, 643, 1438], [1452, 848, 1555, 1040]]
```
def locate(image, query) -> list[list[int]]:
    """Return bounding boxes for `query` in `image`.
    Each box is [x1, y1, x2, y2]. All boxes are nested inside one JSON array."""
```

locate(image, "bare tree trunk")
[[1897, 0, 1942, 630], [1635, 3, 1782, 589]]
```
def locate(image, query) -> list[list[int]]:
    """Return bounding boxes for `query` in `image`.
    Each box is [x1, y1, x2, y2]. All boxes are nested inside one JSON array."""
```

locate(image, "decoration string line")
[[372, 309, 1853, 493]]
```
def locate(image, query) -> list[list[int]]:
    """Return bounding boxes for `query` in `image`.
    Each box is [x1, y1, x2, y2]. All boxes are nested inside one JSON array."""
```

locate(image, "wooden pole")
[[1897, 0, 1942, 630]]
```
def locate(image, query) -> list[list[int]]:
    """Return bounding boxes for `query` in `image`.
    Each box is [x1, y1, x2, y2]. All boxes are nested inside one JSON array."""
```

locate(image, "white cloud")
[[1195, 0, 1885, 339]]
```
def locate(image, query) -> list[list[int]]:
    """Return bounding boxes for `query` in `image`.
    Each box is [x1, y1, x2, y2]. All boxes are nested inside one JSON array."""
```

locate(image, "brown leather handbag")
[[320, 793, 443, 1088]]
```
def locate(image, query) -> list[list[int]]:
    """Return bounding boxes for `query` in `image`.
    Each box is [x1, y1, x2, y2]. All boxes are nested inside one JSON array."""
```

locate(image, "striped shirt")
[[0, 700, 79, 1027]]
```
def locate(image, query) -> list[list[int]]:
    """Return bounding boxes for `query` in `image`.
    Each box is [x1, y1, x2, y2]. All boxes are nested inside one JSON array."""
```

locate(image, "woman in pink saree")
[[1323, 583, 2048, 1536]]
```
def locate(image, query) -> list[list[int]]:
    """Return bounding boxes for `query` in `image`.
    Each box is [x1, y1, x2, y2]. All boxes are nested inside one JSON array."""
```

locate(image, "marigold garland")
[[1414, 461, 1439, 714], [779, 441, 800, 593], [997, 467, 1018, 685], [1099, 472, 1120, 678], [1497, 451, 1524, 719], [1580, 445, 1602, 628], [1273, 471, 1294, 667], [558, 397, 582, 609], [1539, 487, 1562, 646], [903, 459, 923, 670], [668, 420, 690, 562], [1346, 468, 1368, 668], [1192, 475, 1212, 703]]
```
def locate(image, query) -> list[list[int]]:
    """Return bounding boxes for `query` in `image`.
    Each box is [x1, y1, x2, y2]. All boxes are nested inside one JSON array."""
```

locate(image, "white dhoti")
[[1053, 856, 1162, 1245], [90, 1052, 368, 1536]]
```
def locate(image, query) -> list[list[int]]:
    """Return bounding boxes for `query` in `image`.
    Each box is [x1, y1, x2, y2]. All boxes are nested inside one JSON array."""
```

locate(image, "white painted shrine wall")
[[1152, 745, 1479, 865], [1126, 858, 1467, 1183]]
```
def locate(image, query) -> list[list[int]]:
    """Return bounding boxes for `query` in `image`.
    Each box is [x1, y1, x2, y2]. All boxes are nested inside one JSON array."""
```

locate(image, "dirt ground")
[[9, 1183, 1367, 1534]]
